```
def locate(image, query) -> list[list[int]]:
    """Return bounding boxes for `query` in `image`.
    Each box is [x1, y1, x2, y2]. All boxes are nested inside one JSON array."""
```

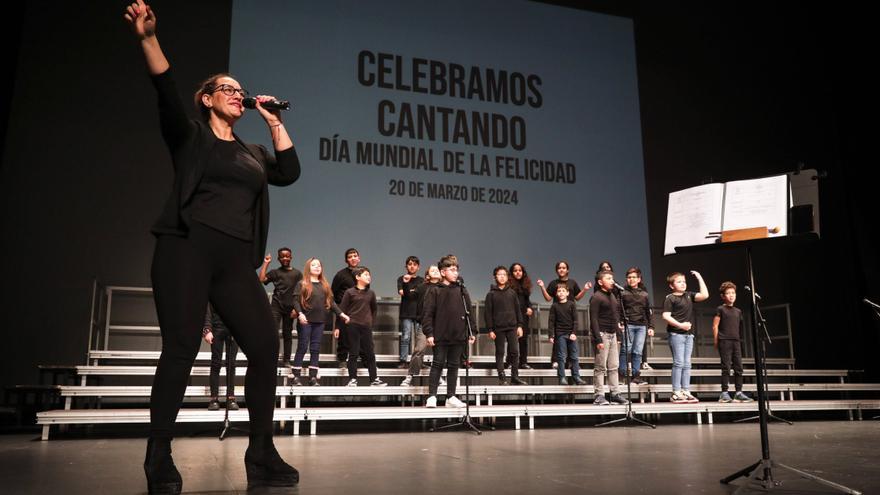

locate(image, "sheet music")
[[664, 183, 725, 255], [722, 175, 788, 236]]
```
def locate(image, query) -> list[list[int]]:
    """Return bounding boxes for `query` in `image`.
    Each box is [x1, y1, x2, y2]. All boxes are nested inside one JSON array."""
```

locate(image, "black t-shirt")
[[397, 275, 425, 319], [264, 267, 303, 309], [189, 139, 265, 241], [715, 305, 743, 340], [547, 278, 581, 303], [663, 291, 696, 334]]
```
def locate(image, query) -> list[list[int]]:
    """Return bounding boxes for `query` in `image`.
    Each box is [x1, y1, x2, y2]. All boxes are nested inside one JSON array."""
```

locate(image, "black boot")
[[510, 369, 527, 386], [245, 433, 299, 489], [292, 368, 303, 387], [144, 437, 182, 495], [498, 371, 510, 385]]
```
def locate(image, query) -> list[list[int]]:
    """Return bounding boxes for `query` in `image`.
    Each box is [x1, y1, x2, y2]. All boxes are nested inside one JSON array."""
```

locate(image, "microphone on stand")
[[743, 285, 761, 300]]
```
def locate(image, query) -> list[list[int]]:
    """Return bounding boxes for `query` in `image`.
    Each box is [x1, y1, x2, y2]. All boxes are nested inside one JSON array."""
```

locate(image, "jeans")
[[293, 322, 325, 371], [619, 324, 647, 377], [399, 318, 417, 362], [668, 332, 694, 391], [595, 332, 620, 394], [555, 335, 581, 379], [408, 326, 428, 376]]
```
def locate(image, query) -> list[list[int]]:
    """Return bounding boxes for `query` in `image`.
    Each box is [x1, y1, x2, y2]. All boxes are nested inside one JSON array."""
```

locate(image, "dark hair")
[[405, 256, 420, 266], [194, 73, 235, 122], [667, 272, 685, 285], [508, 262, 532, 291], [438, 255, 458, 270], [353, 266, 370, 278], [278, 247, 292, 256], [555, 284, 570, 294], [596, 270, 614, 281], [625, 267, 646, 290], [493, 265, 508, 278], [344, 248, 359, 261], [719, 281, 737, 295], [597, 260, 614, 272], [555, 260, 569, 272]]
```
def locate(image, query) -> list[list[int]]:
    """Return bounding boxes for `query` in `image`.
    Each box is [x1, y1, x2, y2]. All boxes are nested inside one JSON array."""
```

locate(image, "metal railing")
[[86, 283, 795, 364]]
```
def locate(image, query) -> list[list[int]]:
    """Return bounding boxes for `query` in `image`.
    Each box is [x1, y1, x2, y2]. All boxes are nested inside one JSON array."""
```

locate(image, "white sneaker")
[[445, 396, 466, 408], [641, 362, 652, 370], [400, 375, 413, 387], [683, 390, 699, 403], [552, 362, 559, 370], [346, 379, 358, 387], [670, 390, 688, 404], [425, 396, 437, 408]]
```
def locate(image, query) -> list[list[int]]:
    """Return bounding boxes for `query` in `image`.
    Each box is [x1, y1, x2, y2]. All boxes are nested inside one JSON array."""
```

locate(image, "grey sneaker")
[[593, 394, 610, 406], [370, 378, 387, 387], [608, 394, 629, 405], [733, 392, 753, 402], [719, 392, 733, 403]]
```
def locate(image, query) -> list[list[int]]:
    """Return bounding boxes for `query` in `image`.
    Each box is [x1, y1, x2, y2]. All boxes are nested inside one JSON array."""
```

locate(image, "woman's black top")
[[149, 68, 301, 268]]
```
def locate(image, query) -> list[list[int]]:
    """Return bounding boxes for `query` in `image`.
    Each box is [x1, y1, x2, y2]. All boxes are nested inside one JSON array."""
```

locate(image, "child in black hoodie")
[[422, 255, 477, 408], [485, 266, 526, 385]]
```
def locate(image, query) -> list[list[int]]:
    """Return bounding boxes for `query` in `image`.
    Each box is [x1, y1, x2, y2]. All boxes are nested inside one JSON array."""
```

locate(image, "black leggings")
[[150, 222, 278, 439]]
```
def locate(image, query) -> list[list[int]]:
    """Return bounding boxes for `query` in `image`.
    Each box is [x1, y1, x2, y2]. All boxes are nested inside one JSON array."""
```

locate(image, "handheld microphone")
[[243, 97, 291, 111], [743, 285, 761, 300], [613, 282, 625, 292]]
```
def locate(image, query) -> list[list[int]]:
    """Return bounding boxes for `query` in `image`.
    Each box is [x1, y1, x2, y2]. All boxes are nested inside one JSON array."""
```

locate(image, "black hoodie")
[[421, 282, 477, 343], [484, 285, 524, 332]]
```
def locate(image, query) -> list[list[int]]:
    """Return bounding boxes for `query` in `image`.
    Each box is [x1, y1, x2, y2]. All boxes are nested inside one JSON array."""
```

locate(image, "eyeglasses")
[[211, 84, 248, 98]]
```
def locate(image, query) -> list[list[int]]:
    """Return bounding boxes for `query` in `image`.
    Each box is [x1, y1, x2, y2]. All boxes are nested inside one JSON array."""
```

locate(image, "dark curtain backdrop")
[[1, 1, 875, 398]]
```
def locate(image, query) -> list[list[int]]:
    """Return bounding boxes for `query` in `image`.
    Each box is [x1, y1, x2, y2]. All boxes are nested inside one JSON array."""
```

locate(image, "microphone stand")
[[864, 299, 880, 420], [597, 285, 655, 429], [219, 335, 248, 440], [433, 280, 489, 435], [733, 290, 792, 425]]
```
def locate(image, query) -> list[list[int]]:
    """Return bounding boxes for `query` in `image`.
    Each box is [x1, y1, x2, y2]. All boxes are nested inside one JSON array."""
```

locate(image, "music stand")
[[677, 234, 860, 494]]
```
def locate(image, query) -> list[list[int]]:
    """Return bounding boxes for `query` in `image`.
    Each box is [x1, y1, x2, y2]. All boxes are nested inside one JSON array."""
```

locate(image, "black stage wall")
[[1, 1, 875, 396]]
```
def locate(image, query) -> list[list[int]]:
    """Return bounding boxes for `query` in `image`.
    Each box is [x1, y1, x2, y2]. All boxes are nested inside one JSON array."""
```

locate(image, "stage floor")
[[1, 421, 878, 494]]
